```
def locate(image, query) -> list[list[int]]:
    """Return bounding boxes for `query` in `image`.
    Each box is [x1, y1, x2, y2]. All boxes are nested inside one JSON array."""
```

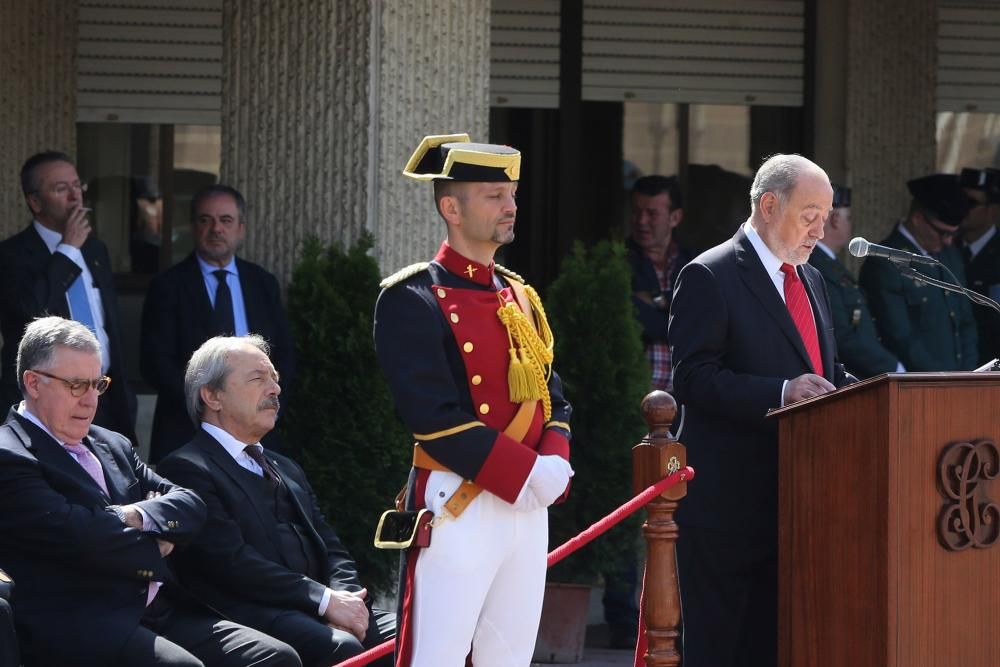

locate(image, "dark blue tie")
[[213, 269, 236, 335]]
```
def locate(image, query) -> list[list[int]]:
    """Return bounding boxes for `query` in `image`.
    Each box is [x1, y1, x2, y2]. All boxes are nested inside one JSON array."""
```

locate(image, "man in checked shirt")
[[626, 175, 693, 393]]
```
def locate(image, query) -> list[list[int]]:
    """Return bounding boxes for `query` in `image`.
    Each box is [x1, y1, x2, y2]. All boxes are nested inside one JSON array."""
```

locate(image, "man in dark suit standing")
[[859, 174, 977, 370], [809, 184, 903, 378], [0, 151, 137, 446], [669, 154, 854, 667], [141, 184, 296, 463], [0, 316, 298, 667], [157, 335, 394, 667]]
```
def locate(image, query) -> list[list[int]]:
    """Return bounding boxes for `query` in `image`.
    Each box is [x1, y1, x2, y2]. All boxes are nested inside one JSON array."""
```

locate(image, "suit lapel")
[[25, 227, 70, 317], [181, 254, 217, 335], [8, 411, 110, 503], [800, 265, 835, 381], [87, 435, 133, 504], [236, 258, 259, 331], [733, 229, 814, 371]]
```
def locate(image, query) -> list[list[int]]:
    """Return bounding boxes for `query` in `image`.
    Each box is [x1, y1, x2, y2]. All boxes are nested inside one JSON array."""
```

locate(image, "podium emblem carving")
[[937, 439, 999, 551]]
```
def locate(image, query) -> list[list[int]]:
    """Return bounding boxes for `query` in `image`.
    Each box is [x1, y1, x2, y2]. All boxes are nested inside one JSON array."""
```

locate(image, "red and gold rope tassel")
[[496, 284, 554, 420]]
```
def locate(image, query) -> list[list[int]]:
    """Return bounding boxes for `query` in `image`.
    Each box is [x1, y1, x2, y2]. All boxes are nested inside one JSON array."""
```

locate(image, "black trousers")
[[117, 595, 301, 667], [0, 598, 18, 667], [676, 524, 777, 667], [264, 606, 396, 667]]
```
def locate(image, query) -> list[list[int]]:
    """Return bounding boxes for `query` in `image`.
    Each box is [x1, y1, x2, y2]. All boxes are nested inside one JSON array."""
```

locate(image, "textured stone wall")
[[845, 0, 937, 246], [370, 0, 491, 273], [0, 0, 77, 237], [220, 0, 490, 282]]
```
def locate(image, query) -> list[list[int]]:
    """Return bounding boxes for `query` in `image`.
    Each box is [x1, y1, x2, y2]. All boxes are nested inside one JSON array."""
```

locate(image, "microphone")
[[848, 237, 937, 265]]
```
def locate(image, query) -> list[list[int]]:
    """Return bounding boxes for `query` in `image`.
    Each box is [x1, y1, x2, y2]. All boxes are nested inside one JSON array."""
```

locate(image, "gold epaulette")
[[494, 263, 526, 285], [380, 262, 429, 289]]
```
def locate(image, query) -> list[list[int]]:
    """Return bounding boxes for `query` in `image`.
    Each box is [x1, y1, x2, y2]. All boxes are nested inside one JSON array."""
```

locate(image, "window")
[[936, 112, 1000, 172], [76, 123, 221, 278]]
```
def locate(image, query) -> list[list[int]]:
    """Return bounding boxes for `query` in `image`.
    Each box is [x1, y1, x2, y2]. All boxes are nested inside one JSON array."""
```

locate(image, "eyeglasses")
[[30, 182, 88, 197], [30, 369, 111, 397], [923, 216, 959, 241]]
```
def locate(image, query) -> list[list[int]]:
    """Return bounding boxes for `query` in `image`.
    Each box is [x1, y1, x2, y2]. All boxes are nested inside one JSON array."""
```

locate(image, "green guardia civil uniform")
[[859, 226, 978, 371]]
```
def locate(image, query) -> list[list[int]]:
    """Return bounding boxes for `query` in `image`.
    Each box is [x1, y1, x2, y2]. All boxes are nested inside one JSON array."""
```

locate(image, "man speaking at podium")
[[668, 154, 854, 667]]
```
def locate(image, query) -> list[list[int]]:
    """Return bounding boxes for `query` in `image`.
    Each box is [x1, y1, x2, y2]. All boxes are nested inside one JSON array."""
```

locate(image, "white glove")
[[514, 455, 573, 511]]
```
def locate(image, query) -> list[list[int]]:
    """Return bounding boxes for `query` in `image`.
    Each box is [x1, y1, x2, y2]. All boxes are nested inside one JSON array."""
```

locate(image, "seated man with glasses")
[[859, 173, 979, 370], [0, 316, 300, 667], [0, 151, 138, 448]]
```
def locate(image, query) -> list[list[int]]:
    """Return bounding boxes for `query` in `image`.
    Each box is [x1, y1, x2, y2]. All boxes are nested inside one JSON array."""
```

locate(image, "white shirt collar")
[[197, 254, 239, 278], [815, 241, 837, 260], [32, 220, 63, 253], [897, 222, 931, 256], [743, 220, 786, 278], [17, 401, 72, 446], [201, 422, 262, 462], [968, 225, 996, 259]]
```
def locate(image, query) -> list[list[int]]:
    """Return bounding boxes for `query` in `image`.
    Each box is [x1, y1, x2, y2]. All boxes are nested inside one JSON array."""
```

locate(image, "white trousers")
[[409, 470, 548, 667]]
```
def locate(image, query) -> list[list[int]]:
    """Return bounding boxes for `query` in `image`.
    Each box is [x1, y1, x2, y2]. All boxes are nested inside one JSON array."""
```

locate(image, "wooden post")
[[633, 390, 687, 667]]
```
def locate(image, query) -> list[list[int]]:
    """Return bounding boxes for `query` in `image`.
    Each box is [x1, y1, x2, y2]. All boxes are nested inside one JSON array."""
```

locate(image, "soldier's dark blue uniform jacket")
[[374, 242, 571, 504]]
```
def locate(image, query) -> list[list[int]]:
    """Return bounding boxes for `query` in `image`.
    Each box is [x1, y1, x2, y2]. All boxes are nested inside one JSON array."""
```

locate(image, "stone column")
[[220, 0, 490, 283], [0, 0, 77, 238], [844, 0, 937, 247]]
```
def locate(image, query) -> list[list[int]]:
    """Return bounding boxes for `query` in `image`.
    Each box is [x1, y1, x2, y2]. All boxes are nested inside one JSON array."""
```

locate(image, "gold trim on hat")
[[402, 133, 471, 180], [440, 147, 521, 182]]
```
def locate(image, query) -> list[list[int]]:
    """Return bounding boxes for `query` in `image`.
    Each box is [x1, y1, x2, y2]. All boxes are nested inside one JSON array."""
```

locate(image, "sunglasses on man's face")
[[923, 216, 959, 240], [30, 369, 111, 397]]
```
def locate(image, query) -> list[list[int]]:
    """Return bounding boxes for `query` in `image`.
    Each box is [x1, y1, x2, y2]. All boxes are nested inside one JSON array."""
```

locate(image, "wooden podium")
[[771, 373, 1000, 667]]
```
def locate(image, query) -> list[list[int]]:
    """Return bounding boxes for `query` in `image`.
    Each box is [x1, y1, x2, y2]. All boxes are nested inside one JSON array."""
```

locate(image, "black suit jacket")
[[156, 429, 362, 629], [0, 410, 206, 666], [0, 226, 137, 443], [141, 253, 296, 462], [668, 227, 853, 537]]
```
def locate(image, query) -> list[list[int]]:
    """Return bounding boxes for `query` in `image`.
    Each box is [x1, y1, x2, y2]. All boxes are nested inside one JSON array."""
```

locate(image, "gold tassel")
[[507, 347, 533, 402]]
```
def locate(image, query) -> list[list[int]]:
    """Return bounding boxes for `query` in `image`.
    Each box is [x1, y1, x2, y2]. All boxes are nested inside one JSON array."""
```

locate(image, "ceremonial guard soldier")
[[374, 134, 573, 667]]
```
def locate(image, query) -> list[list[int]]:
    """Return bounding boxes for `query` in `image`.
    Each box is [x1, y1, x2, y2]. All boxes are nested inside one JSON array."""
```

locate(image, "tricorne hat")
[[403, 133, 520, 182], [959, 167, 1000, 202]]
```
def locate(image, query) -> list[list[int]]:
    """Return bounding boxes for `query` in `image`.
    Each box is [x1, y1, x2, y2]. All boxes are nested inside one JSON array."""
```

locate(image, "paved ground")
[[531, 625, 636, 666]]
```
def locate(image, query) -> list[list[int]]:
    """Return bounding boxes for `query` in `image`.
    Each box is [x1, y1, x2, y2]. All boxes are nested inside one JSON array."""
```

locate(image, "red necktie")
[[780, 263, 824, 377]]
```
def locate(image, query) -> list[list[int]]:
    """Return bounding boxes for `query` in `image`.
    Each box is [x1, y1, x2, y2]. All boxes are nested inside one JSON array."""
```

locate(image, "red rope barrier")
[[547, 465, 694, 568], [334, 466, 696, 667]]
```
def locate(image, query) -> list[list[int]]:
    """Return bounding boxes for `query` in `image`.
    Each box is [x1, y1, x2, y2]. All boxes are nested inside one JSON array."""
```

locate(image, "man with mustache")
[[668, 154, 854, 666], [157, 335, 395, 667], [141, 184, 296, 463]]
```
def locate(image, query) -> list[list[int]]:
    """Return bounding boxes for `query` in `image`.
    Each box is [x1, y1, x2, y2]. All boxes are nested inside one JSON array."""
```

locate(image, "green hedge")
[[545, 239, 651, 584], [282, 234, 410, 594]]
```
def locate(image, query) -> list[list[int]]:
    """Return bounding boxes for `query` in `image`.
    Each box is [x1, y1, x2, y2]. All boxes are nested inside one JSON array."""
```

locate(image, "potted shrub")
[[539, 239, 651, 659], [282, 234, 411, 595]]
